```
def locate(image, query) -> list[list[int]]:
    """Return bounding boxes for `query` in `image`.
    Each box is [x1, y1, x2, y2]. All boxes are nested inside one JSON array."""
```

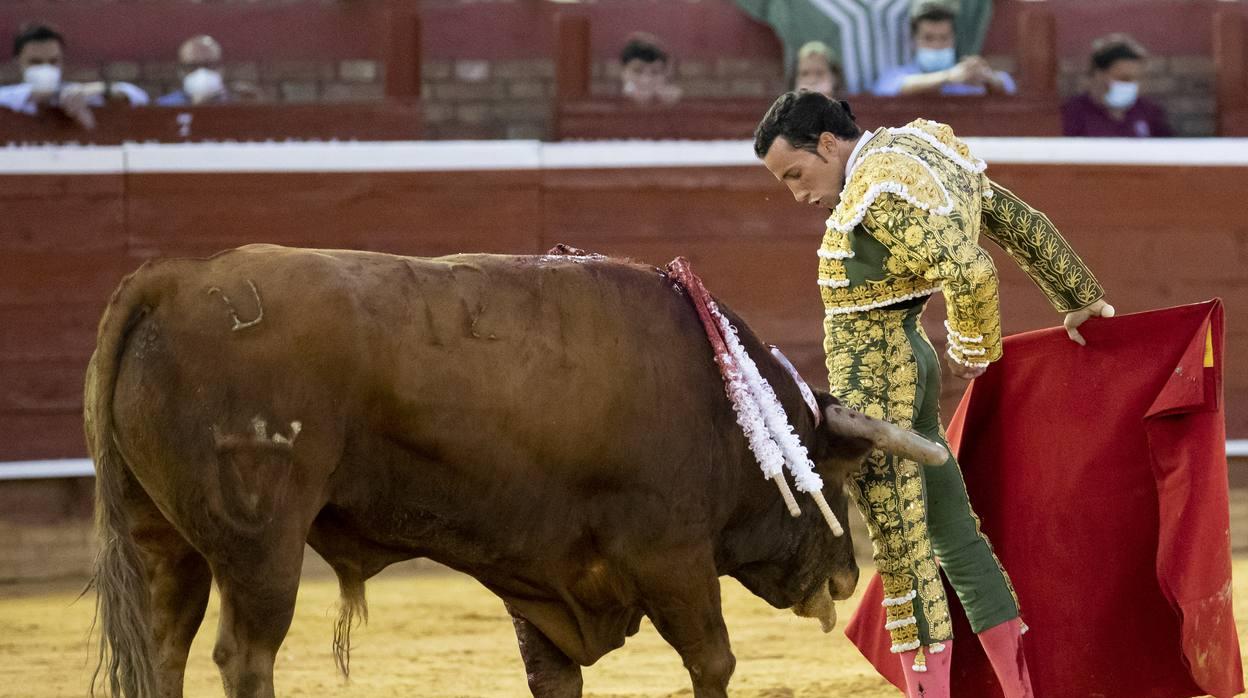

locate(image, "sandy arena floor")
[[3, 560, 1248, 698]]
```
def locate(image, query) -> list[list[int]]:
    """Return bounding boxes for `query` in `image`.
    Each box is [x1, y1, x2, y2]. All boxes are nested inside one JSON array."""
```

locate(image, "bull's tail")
[[84, 263, 170, 698]]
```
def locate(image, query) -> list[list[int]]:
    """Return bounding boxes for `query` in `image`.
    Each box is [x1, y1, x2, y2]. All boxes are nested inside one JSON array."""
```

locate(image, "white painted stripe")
[[964, 138, 1248, 166], [122, 139, 543, 173], [540, 140, 755, 169], [1, 138, 1248, 175], [2, 443, 1247, 480], [0, 145, 124, 174], [0, 458, 95, 479]]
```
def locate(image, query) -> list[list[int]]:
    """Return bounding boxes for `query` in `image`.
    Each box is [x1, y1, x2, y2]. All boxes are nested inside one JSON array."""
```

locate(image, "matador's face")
[[761, 134, 846, 211]]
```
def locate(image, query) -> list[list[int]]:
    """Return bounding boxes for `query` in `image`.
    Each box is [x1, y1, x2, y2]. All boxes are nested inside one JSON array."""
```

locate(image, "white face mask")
[[624, 74, 661, 99], [1103, 80, 1139, 110], [915, 47, 956, 73], [23, 64, 62, 94], [183, 68, 224, 102]]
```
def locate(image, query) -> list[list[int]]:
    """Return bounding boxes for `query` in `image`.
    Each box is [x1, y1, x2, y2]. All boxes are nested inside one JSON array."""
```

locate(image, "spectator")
[[0, 23, 147, 129], [793, 41, 843, 98], [157, 35, 259, 106], [619, 33, 682, 105], [873, 4, 1014, 97], [1062, 34, 1171, 138]]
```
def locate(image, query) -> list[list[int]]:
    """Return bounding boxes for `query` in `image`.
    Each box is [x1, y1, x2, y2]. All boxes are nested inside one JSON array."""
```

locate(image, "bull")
[[85, 244, 944, 698]]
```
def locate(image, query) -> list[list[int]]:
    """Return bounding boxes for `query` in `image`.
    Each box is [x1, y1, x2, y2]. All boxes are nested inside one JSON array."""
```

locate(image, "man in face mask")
[[157, 35, 233, 106], [1061, 34, 1172, 138], [872, 4, 1015, 97], [0, 23, 148, 129]]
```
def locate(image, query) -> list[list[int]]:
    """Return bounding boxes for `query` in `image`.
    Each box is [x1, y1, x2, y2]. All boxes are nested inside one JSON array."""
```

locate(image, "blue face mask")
[[915, 47, 956, 73], [1104, 80, 1139, 110]]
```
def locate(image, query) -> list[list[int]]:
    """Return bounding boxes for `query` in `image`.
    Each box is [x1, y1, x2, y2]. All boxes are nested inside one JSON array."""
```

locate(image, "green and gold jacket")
[[819, 119, 1104, 367]]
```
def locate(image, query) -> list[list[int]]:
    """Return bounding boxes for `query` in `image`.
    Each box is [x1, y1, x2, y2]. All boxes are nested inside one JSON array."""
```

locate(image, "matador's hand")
[[945, 356, 986, 381], [1064, 298, 1115, 346]]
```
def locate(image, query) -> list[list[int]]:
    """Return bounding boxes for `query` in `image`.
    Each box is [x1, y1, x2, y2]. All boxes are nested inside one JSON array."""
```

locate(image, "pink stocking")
[[977, 620, 1034, 698], [898, 642, 952, 698]]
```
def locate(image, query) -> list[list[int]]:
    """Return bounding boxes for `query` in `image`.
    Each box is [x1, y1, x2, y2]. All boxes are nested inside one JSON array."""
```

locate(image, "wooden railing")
[[0, 102, 424, 145]]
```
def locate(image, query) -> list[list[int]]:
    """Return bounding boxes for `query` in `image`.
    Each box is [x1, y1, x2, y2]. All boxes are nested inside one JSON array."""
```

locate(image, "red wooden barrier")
[[1, 159, 1245, 460]]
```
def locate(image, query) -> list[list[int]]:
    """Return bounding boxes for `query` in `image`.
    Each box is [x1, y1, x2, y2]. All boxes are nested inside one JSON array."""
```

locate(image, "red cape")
[[845, 300, 1243, 697]]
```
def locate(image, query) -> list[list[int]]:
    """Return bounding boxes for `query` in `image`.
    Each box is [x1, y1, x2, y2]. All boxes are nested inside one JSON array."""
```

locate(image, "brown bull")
[[85, 244, 944, 698]]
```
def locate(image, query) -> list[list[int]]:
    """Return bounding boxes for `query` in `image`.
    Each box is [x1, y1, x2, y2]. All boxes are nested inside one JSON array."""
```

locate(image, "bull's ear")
[[812, 390, 873, 475], [812, 389, 839, 412]]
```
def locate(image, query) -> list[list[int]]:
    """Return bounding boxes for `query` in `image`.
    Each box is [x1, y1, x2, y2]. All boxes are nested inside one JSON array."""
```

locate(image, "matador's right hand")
[[1064, 298, 1116, 346]]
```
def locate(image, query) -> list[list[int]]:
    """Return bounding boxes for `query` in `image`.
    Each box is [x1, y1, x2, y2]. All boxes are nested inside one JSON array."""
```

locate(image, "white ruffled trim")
[[947, 337, 986, 357], [946, 345, 990, 369], [888, 124, 987, 174], [929, 642, 947, 654], [817, 278, 851, 288], [885, 616, 917, 630], [817, 247, 854, 260], [943, 320, 983, 343], [711, 304, 825, 495], [825, 286, 940, 316], [891, 640, 921, 653], [715, 343, 784, 479], [826, 150, 954, 234], [882, 589, 918, 607]]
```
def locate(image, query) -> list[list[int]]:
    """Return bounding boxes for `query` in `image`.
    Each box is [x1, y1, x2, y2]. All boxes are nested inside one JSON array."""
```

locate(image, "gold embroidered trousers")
[[824, 302, 1020, 652]]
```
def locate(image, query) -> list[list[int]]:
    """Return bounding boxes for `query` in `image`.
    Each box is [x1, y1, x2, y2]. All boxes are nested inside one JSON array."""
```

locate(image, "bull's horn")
[[823, 405, 949, 465]]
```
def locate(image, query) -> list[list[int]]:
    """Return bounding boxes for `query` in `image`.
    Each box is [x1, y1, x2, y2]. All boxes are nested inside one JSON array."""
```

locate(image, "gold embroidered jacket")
[[819, 119, 1104, 367]]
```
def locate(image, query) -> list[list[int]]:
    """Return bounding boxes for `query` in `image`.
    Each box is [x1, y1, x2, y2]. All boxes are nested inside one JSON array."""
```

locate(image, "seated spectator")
[[157, 35, 259, 106], [0, 23, 147, 129], [619, 33, 682, 105], [793, 41, 843, 98], [873, 4, 1014, 97], [1062, 34, 1171, 138]]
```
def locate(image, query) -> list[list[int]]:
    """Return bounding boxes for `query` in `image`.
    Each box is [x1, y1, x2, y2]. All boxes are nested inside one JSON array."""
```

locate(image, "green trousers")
[[824, 303, 1019, 652]]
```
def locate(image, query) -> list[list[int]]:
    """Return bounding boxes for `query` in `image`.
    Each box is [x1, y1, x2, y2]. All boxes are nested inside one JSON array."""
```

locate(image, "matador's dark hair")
[[753, 90, 861, 158]]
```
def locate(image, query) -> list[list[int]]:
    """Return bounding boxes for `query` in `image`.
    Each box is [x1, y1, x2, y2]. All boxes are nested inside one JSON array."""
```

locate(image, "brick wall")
[[421, 58, 553, 140], [0, 52, 1213, 138], [420, 56, 786, 140], [0, 57, 385, 107], [428, 54, 1217, 139]]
